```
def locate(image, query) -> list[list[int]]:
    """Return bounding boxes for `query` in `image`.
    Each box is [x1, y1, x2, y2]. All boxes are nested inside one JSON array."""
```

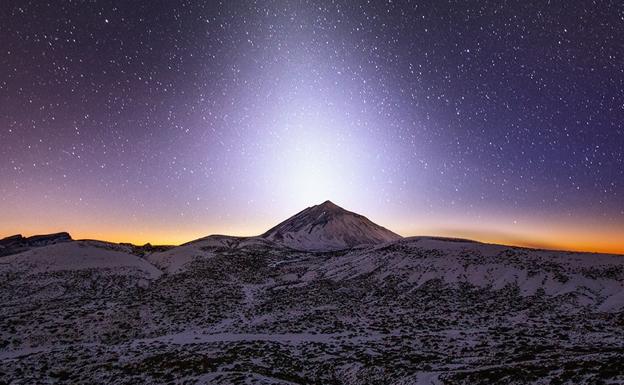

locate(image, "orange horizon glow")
[[2, 196, 622, 255], [2, 219, 623, 256]]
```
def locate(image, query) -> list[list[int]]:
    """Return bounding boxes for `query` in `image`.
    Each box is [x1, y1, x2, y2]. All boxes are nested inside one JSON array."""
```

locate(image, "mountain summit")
[[261, 200, 402, 251]]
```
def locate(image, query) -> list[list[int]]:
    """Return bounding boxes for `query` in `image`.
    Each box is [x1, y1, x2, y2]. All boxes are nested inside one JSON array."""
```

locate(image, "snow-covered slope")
[[2, 221, 624, 384], [147, 235, 284, 273], [314, 237, 624, 312], [260, 200, 402, 251], [0, 240, 161, 279]]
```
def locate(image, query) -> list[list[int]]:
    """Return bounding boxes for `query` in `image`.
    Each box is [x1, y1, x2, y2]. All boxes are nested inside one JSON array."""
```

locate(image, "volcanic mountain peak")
[[260, 200, 402, 251], [317, 199, 342, 211]]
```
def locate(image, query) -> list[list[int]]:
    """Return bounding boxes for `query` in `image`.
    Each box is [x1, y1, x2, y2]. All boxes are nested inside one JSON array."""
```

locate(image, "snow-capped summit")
[[260, 200, 402, 251]]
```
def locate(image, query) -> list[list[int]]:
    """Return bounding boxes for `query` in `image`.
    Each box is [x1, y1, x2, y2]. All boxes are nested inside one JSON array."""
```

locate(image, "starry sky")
[[1, 1, 623, 253]]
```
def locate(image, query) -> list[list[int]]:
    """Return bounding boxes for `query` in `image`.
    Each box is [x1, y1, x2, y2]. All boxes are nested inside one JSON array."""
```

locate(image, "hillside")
[[1, 205, 623, 384]]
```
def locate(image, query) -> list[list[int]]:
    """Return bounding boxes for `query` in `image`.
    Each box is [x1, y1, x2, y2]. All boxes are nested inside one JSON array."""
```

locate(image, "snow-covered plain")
[[1, 205, 623, 384]]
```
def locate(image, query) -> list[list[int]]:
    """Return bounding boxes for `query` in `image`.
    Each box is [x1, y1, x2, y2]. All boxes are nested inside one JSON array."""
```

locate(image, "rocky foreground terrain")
[[1, 202, 623, 384]]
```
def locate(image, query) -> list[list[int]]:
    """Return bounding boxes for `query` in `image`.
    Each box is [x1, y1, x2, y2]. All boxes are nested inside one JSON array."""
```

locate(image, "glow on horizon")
[[2, 203, 623, 255], [393, 214, 624, 255]]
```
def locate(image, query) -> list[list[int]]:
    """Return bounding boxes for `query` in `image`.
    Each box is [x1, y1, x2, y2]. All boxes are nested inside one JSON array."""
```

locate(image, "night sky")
[[1, 1, 623, 253]]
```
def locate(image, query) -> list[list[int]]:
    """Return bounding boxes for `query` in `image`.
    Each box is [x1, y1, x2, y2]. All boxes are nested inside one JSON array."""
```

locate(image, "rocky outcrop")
[[0, 232, 72, 257]]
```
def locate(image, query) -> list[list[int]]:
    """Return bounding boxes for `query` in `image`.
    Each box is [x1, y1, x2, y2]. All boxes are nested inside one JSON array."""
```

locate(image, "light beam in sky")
[[0, 1, 622, 253]]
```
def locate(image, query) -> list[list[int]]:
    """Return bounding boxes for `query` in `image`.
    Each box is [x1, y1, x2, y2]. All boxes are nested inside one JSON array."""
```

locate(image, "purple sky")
[[1, 1, 622, 252]]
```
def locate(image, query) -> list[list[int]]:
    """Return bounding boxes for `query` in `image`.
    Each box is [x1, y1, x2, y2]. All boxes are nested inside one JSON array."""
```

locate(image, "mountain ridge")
[[0, 232, 72, 257]]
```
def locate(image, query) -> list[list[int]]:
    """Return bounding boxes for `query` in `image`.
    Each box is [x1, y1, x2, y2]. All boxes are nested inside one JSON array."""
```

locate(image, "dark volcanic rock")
[[0, 232, 72, 256]]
